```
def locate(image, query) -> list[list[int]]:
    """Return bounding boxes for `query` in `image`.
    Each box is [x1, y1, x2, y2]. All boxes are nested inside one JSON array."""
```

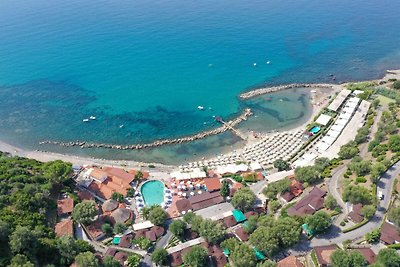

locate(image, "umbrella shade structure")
[[182, 193, 187, 197], [102, 199, 119, 212], [198, 190, 203, 194], [111, 208, 131, 224], [190, 192, 195, 196], [178, 192, 183, 196]]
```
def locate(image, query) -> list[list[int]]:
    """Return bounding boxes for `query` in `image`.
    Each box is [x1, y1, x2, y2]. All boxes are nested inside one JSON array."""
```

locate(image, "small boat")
[[197, 106, 204, 110], [119, 125, 124, 128], [266, 61, 271, 64], [82, 119, 89, 122], [89, 116, 96, 120], [253, 63, 257, 66]]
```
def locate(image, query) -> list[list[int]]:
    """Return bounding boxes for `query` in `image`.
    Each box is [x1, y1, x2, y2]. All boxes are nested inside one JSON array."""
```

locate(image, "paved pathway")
[[327, 164, 348, 226]]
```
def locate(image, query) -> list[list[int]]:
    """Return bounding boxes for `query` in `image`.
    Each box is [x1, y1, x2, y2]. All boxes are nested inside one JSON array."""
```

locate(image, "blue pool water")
[[0, 0, 399, 163], [140, 180, 165, 207], [310, 126, 321, 134]]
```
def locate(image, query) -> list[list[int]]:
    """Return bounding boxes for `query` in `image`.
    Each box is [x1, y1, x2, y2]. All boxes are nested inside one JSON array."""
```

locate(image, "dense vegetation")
[[0, 152, 97, 266]]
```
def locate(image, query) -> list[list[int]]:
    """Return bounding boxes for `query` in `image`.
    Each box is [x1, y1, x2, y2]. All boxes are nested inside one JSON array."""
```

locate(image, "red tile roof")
[[119, 234, 133, 248], [146, 230, 157, 242], [314, 245, 337, 266], [222, 215, 237, 228], [77, 190, 94, 201], [348, 203, 364, 223], [287, 187, 326, 216], [277, 255, 304, 267], [234, 226, 249, 242], [354, 248, 376, 264], [380, 222, 400, 244], [103, 167, 136, 184], [204, 178, 222, 192], [57, 198, 74, 216], [128, 169, 150, 179], [170, 251, 183, 267], [55, 219, 74, 237]]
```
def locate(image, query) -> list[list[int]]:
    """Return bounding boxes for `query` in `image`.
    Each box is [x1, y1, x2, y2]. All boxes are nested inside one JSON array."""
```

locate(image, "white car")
[[378, 191, 384, 200]]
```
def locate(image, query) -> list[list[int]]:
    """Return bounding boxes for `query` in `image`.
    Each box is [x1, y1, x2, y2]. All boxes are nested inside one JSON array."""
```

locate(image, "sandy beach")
[[1, 69, 398, 170]]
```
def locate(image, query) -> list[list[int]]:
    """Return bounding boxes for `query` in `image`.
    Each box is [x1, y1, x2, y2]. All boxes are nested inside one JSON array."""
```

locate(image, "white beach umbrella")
[[178, 192, 183, 196], [190, 192, 195, 196], [182, 193, 187, 197], [198, 190, 203, 194]]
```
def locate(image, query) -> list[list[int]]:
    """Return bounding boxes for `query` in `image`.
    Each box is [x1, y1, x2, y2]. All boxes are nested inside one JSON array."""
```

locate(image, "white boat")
[[266, 61, 271, 64], [197, 106, 204, 110], [119, 125, 124, 128], [82, 119, 89, 122], [89, 116, 96, 120], [253, 63, 257, 66]]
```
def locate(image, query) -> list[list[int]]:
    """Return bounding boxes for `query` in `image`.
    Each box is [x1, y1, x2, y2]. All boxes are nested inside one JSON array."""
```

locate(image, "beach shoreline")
[[1, 69, 399, 170]]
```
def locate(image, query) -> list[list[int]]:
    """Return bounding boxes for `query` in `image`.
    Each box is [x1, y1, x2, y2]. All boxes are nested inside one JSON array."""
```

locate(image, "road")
[[313, 160, 400, 246], [327, 164, 348, 226]]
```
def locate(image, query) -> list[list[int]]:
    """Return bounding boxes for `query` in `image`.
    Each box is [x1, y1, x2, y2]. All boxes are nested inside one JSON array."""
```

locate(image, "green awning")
[[232, 209, 247, 223], [112, 236, 121, 245], [223, 248, 230, 256], [253, 248, 266, 260], [302, 223, 314, 236]]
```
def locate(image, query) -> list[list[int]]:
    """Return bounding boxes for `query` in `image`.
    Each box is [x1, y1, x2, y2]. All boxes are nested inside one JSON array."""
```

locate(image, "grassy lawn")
[[377, 94, 396, 105]]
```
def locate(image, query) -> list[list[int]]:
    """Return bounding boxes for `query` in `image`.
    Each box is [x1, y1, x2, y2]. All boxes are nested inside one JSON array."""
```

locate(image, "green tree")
[[111, 192, 125, 202], [75, 239, 94, 253], [273, 159, 290, 171], [9, 226, 38, 257], [365, 229, 380, 243], [393, 80, 400, 89], [134, 171, 144, 182], [324, 194, 339, 210], [361, 205, 375, 220], [183, 245, 208, 267], [114, 223, 127, 234], [388, 135, 400, 152], [249, 226, 280, 257], [388, 206, 400, 227], [103, 256, 121, 267], [136, 237, 152, 250], [263, 178, 291, 199], [151, 248, 168, 266], [199, 219, 226, 244], [42, 160, 72, 185], [148, 205, 168, 226], [231, 242, 257, 267], [231, 188, 256, 211], [349, 160, 372, 176], [244, 215, 258, 234], [338, 142, 359, 159], [9, 254, 35, 267], [314, 157, 331, 172], [275, 217, 301, 247], [220, 180, 230, 199], [342, 185, 372, 205], [101, 223, 114, 236], [268, 200, 281, 214], [257, 260, 277, 267], [183, 212, 196, 224], [331, 249, 367, 267], [126, 254, 142, 267], [0, 220, 10, 243], [305, 211, 331, 234], [57, 235, 80, 266], [294, 166, 320, 184], [75, 251, 99, 267], [371, 162, 386, 183], [72, 200, 97, 225], [169, 219, 186, 239], [376, 248, 400, 267]]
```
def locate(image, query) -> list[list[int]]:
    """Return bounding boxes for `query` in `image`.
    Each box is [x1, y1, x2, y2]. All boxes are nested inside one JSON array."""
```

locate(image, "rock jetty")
[[239, 83, 335, 99], [39, 108, 253, 150]]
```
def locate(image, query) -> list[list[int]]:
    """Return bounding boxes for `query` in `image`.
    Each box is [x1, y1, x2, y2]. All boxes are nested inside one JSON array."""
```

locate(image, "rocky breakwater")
[[239, 83, 335, 99], [39, 108, 253, 150]]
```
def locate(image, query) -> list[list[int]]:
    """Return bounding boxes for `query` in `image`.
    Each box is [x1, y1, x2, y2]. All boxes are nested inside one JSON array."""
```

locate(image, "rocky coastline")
[[39, 108, 253, 150]]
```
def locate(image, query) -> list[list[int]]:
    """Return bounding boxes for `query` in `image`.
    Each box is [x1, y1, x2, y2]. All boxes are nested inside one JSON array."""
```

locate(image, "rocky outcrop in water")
[[39, 108, 253, 150]]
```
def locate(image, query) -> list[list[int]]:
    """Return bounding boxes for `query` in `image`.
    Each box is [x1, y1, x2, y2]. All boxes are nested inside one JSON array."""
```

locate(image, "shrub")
[[393, 80, 400, 89], [355, 176, 367, 183]]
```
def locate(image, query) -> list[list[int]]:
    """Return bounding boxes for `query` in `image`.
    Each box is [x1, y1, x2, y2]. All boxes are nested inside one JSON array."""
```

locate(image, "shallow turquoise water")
[[141, 180, 165, 206], [0, 0, 399, 163]]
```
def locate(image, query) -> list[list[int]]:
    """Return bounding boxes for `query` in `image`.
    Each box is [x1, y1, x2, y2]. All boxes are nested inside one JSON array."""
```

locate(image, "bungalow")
[[203, 178, 222, 192], [380, 222, 400, 245], [55, 219, 74, 237], [234, 226, 249, 242], [313, 245, 337, 267], [352, 248, 376, 265], [277, 255, 304, 267], [348, 203, 364, 223], [281, 179, 304, 202], [57, 197, 74, 217], [287, 187, 326, 217]]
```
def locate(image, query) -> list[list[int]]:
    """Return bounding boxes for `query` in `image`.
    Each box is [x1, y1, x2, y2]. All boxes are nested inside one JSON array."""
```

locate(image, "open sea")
[[0, 0, 399, 164]]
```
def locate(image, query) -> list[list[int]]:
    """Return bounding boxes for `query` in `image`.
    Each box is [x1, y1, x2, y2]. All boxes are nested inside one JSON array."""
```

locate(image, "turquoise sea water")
[[141, 180, 165, 206], [0, 0, 399, 164]]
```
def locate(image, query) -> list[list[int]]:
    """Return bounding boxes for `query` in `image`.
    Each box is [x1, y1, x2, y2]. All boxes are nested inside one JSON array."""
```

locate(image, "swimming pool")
[[140, 180, 165, 207], [310, 126, 321, 134]]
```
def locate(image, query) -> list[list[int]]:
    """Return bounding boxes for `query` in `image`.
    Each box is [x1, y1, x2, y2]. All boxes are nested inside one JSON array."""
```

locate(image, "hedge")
[[388, 243, 400, 249], [342, 219, 369, 233]]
